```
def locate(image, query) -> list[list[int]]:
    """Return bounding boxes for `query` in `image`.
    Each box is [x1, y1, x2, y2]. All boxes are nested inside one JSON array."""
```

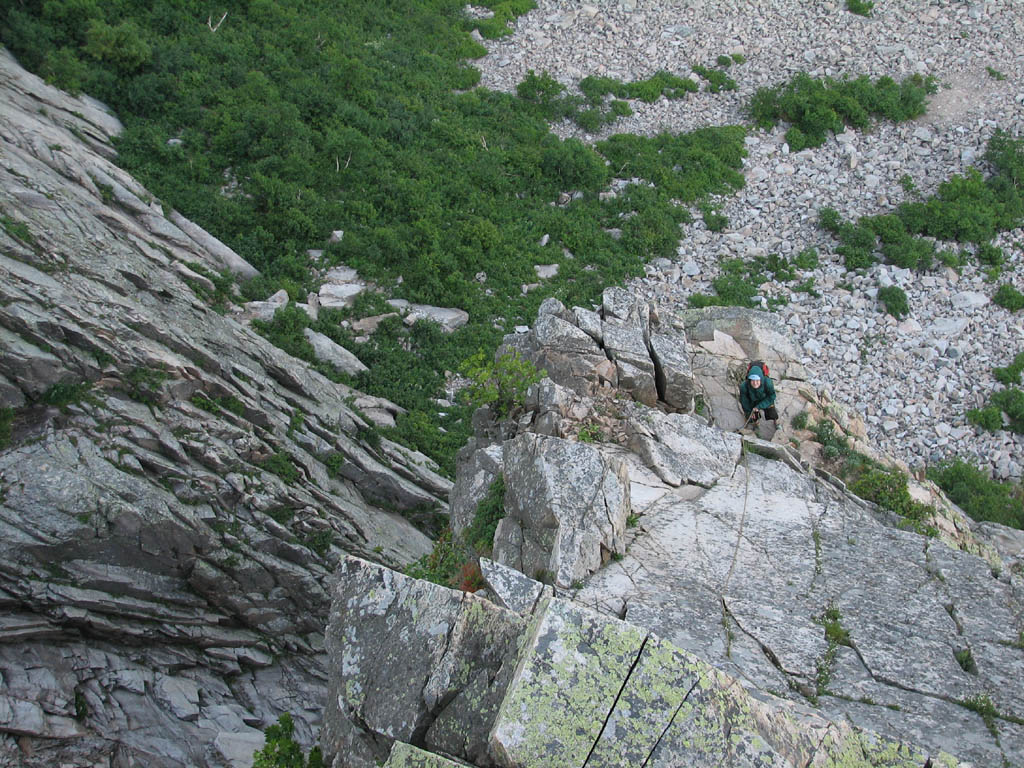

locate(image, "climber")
[[739, 361, 778, 428]]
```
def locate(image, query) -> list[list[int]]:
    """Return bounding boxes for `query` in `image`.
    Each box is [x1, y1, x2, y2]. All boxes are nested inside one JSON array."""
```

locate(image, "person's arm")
[[755, 379, 776, 409], [739, 384, 752, 414]]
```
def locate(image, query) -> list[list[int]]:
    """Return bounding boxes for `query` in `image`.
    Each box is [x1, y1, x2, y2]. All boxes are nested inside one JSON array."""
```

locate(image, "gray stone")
[[479, 557, 549, 615], [649, 333, 694, 410], [303, 329, 369, 376], [494, 434, 630, 588], [322, 558, 525, 768]]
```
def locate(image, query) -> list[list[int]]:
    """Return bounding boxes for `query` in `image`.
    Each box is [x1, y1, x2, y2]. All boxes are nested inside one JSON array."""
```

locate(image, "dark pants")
[[746, 406, 778, 422]]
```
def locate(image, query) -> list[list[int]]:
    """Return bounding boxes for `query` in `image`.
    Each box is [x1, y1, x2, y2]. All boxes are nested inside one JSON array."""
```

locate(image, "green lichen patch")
[[586, 633, 699, 767], [382, 740, 465, 767], [647, 666, 787, 766], [490, 598, 646, 768]]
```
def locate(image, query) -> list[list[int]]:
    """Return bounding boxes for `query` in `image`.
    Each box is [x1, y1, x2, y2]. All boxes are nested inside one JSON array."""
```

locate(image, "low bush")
[[460, 349, 545, 418], [846, 0, 874, 16], [877, 285, 909, 318], [41, 378, 93, 409], [812, 421, 936, 534], [691, 65, 736, 94], [462, 475, 506, 553], [253, 713, 323, 768], [993, 351, 1024, 386], [259, 451, 300, 484], [749, 72, 935, 150], [993, 283, 1024, 312], [0, 407, 12, 450], [929, 460, 1024, 529]]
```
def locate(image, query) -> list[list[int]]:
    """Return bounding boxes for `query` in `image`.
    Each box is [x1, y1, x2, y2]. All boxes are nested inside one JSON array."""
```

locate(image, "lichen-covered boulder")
[[382, 742, 466, 768], [489, 598, 648, 768]]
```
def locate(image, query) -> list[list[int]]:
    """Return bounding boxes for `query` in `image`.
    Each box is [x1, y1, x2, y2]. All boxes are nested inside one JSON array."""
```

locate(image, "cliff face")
[[323, 291, 1024, 768], [0, 50, 450, 767]]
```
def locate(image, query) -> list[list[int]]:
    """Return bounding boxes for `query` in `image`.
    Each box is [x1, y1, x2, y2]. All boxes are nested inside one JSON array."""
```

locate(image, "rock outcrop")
[[327, 288, 1024, 768], [0, 50, 450, 767], [323, 557, 964, 768]]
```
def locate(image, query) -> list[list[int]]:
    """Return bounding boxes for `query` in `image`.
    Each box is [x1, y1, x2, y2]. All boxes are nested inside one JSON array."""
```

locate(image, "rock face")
[[323, 558, 961, 768], [326, 289, 1024, 768], [0, 50, 451, 767], [493, 433, 630, 589]]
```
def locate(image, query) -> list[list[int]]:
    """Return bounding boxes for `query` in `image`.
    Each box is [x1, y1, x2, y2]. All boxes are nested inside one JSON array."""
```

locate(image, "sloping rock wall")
[[433, 289, 1023, 767], [323, 557, 961, 768], [0, 50, 450, 767]]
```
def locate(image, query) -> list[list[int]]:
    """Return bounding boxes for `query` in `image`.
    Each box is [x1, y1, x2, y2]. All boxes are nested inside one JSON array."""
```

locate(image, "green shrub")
[[955, 647, 978, 674], [701, 205, 728, 232], [123, 366, 167, 406], [848, 465, 936, 535], [405, 527, 464, 586], [993, 352, 1024, 386], [817, 604, 852, 647], [692, 65, 736, 93], [302, 530, 332, 557], [993, 283, 1024, 312], [846, 0, 874, 16], [40, 378, 92, 409], [0, 407, 13, 450], [976, 243, 1004, 266], [688, 259, 759, 308], [322, 452, 346, 478], [930, 459, 1024, 531], [471, 0, 538, 39], [253, 713, 324, 768], [794, 247, 819, 269], [877, 285, 909, 318], [191, 393, 245, 417], [818, 207, 842, 234], [716, 54, 733, 67], [749, 72, 934, 148], [968, 406, 1004, 432], [259, 451, 300, 484], [986, 66, 1007, 81], [460, 349, 545, 418], [791, 410, 809, 431], [989, 388, 1024, 433], [463, 475, 505, 553]]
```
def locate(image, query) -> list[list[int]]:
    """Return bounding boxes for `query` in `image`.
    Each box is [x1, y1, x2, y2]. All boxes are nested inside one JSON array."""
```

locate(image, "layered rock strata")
[[0, 50, 448, 767]]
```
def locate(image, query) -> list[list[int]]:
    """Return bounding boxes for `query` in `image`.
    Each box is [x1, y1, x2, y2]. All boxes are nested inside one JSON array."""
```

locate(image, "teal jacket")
[[740, 364, 776, 415]]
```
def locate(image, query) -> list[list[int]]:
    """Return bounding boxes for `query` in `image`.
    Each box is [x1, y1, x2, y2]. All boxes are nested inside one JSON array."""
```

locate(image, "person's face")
[[750, 378, 761, 389]]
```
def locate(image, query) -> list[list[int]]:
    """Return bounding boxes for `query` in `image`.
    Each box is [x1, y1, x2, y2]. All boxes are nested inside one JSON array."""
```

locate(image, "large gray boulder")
[[322, 557, 526, 768], [506, 288, 696, 412], [493, 434, 630, 588], [577, 448, 1024, 766]]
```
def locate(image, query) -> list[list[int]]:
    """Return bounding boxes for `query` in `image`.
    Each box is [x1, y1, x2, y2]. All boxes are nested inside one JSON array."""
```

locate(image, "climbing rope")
[[723, 440, 751, 595]]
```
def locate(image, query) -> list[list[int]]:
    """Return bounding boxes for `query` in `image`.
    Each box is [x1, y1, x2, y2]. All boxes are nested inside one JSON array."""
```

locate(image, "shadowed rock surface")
[[0, 50, 449, 767]]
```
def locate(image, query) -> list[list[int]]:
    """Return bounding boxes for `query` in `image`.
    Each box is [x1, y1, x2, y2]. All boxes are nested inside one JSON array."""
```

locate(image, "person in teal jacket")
[[739, 364, 778, 425]]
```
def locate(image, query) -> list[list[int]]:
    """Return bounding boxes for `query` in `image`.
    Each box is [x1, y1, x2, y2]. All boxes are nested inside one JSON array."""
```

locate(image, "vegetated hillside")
[[1, 0, 755, 474]]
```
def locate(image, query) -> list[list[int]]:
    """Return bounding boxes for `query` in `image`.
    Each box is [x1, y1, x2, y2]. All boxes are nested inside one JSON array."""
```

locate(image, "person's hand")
[[753, 408, 762, 419]]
